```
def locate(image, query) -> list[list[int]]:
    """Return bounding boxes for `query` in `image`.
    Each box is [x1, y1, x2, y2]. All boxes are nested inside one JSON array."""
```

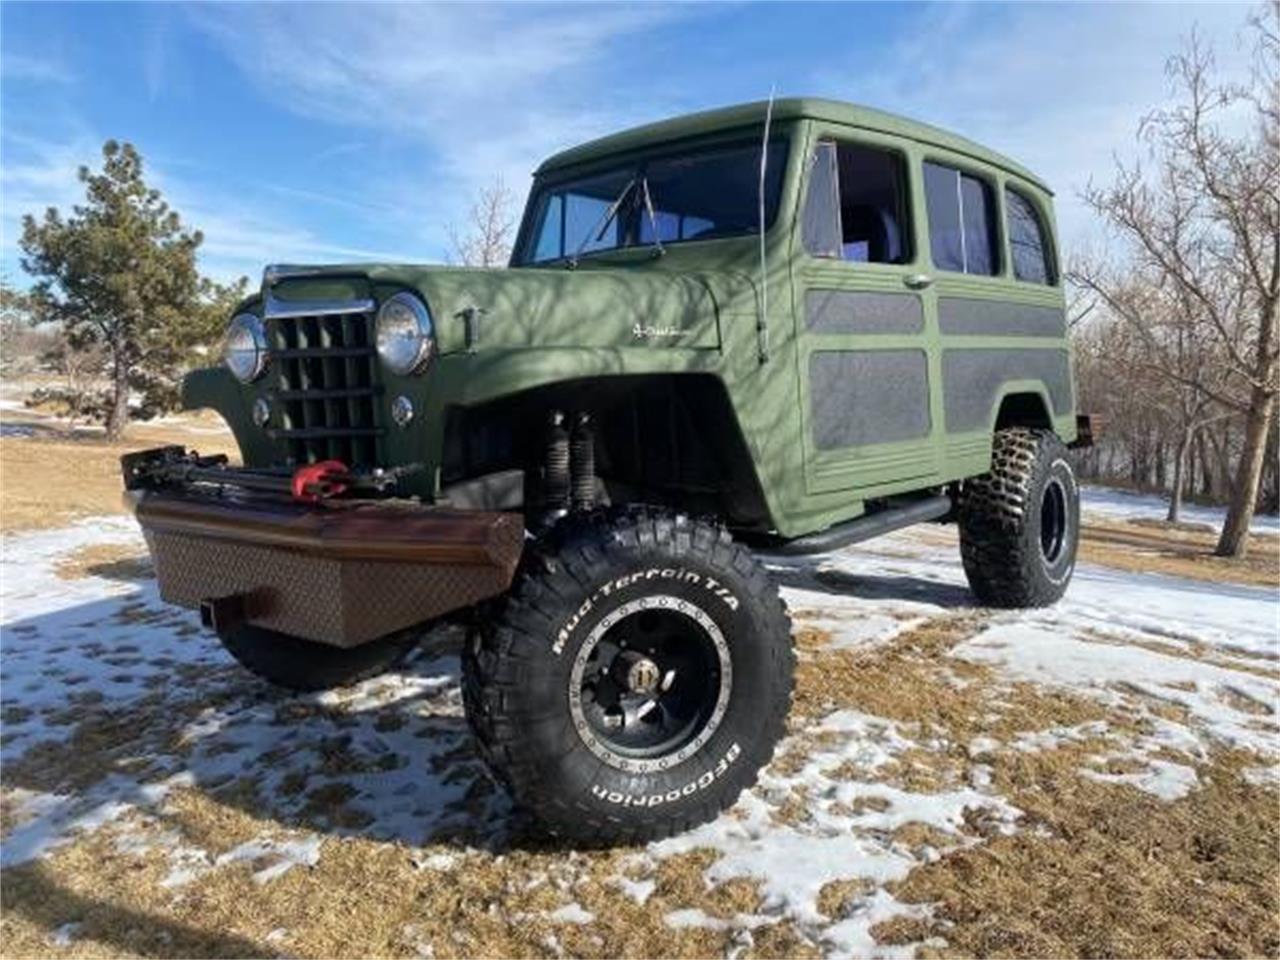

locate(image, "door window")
[[924, 161, 998, 276], [802, 140, 911, 264]]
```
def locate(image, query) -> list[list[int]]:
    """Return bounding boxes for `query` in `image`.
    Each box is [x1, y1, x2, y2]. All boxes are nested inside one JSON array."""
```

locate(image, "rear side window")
[[1005, 187, 1055, 284], [802, 140, 911, 264], [924, 161, 998, 276]]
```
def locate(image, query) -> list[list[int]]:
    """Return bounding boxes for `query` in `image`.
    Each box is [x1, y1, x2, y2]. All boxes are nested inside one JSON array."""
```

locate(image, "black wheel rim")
[[569, 596, 732, 773], [1040, 476, 1068, 565]]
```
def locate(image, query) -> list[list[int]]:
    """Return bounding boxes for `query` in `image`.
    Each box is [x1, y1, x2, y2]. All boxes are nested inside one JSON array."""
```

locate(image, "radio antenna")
[[756, 85, 776, 364]]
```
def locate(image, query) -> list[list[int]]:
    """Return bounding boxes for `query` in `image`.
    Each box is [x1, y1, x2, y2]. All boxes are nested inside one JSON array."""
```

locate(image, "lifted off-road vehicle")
[[124, 99, 1091, 843]]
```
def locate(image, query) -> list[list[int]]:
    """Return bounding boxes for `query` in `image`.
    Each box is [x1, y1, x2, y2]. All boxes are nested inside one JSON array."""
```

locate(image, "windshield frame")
[[512, 132, 791, 267]]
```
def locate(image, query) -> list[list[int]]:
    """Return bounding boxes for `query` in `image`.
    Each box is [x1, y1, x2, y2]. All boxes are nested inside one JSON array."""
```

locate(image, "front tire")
[[463, 508, 793, 845], [958, 427, 1080, 607], [218, 624, 418, 692]]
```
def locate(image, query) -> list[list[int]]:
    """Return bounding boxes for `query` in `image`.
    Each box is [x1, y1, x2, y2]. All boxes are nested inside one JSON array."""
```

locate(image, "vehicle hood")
[[365, 263, 728, 353]]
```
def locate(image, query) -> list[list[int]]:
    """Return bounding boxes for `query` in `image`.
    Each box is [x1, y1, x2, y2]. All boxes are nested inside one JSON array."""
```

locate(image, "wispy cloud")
[[0, 133, 98, 255], [189, 3, 690, 233], [1, 53, 75, 85], [0, 131, 413, 285], [152, 171, 424, 283]]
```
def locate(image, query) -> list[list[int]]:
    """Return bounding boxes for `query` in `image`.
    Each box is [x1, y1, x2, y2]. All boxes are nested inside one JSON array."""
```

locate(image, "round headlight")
[[223, 313, 268, 383], [376, 292, 434, 375]]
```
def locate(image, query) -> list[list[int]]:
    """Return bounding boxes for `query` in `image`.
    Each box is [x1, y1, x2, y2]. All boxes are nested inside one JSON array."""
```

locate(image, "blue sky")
[[0, 1, 1255, 285]]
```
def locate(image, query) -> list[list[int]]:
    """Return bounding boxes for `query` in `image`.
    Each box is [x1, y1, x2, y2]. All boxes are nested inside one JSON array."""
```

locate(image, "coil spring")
[[570, 412, 595, 511], [544, 410, 570, 514]]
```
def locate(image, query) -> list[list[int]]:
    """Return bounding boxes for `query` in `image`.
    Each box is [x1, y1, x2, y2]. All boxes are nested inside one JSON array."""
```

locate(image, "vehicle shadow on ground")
[[766, 560, 978, 610], [0, 558, 981, 954], [0, 586, 548, 954], [2, 863, 269, 958]]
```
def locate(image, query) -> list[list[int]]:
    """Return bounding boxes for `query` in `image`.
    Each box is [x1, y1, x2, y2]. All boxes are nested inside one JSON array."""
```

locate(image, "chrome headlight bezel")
[[375, 292, 435, 376], [223, 313, 269, 383]]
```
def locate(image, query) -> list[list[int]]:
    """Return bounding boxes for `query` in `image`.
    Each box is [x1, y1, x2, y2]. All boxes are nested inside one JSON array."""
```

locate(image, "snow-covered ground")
[[1082, 483, 1280, 533], [1, 501, 1277, 956]]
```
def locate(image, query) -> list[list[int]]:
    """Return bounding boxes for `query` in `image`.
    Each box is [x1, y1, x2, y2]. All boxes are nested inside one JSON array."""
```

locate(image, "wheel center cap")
[[625, 656, 661, 695]]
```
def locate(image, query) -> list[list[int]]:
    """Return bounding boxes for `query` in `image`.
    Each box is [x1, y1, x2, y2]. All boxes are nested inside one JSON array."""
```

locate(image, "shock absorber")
[[543, 410, 571, 520], [570, 411, 595, 512]]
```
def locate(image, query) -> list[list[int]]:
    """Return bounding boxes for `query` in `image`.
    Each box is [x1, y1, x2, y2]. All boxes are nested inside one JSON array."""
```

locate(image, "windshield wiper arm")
[[567, 178, 635, 269], [640, 177, 666, 259]]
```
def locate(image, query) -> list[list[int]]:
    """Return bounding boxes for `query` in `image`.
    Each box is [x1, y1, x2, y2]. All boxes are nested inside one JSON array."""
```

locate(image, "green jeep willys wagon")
[[123, 98, 1090, 842]]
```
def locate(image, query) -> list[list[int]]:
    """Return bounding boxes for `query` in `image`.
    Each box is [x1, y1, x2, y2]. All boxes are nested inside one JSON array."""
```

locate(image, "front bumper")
[[131, 490, 523, 647]]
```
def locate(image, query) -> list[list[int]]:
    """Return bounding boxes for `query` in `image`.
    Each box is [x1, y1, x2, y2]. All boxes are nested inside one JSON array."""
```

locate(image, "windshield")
[[515, 139, 788, 265]]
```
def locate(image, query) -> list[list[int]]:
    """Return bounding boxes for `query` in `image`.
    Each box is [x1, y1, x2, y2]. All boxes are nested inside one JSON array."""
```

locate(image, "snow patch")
[[547, 903, 595, 925], [215, 836, 323, 884], [648, 710, 1019, 954], [1082, 758, 1200, 800], [1082, 484, 1280, 534], [955, 624, 1279, 756]]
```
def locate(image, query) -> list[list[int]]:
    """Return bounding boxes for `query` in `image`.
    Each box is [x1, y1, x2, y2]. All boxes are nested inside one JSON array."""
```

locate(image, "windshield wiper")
[[640, 177, 666, 259], [567, 178, 635, 269]]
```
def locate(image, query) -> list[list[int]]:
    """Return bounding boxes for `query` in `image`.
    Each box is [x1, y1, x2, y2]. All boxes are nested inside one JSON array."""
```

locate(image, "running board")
[[772, 494, 953, 556]]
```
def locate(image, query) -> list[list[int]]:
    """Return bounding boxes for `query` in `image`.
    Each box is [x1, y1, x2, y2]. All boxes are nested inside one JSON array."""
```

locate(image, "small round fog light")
[[391, 394, 414, 428], [252, 397, 271, 428]]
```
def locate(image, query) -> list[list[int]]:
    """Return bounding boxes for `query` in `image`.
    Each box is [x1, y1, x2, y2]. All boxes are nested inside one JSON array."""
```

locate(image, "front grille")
[[267, 309, 384, 466]]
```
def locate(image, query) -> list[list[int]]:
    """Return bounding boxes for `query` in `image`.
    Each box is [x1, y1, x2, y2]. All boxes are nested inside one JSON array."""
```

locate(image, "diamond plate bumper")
[[131, 491, 523, 647]]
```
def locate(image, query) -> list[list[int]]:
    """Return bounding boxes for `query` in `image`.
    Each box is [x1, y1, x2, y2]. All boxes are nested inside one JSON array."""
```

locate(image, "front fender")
[[429, 347, 725, 408], [180, 366, 274, 464]]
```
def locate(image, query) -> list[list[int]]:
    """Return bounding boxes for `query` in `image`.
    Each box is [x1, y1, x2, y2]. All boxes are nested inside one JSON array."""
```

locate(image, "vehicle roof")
[[535, 97, 1052, 194]]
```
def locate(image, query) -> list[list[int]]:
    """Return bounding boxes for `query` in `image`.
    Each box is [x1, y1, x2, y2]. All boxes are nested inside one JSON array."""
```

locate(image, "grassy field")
[[1, 407, 1277, 958]]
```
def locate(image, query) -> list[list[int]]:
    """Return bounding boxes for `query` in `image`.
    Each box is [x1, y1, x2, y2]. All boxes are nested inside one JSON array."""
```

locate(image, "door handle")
[[904, 273, 934, 290]]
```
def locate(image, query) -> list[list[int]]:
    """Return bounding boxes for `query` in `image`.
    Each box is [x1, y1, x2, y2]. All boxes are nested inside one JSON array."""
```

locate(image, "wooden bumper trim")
[[134, 492, 524, 568]]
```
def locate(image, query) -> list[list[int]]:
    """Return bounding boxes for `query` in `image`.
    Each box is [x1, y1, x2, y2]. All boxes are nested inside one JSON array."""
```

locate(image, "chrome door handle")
[[904, 273, 934, 290]]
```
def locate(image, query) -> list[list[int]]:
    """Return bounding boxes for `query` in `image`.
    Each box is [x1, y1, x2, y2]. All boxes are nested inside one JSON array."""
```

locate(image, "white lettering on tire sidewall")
[[589, 742, 743, 807], [551, 566, 739, 656], [549, 565, 746, 800]]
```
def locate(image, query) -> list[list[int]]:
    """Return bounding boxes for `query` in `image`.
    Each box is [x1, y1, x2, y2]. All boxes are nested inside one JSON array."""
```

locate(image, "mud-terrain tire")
[[462, 507, 793, 844], [959, 427, 1080, 608], [218, 625, 417, 692]]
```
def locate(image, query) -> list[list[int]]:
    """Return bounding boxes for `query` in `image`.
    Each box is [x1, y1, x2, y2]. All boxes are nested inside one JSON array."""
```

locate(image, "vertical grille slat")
[[268, 306, 384, 467]]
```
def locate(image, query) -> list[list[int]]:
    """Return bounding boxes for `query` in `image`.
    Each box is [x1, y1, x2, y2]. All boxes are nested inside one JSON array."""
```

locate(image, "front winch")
[[122, 446, 421, 502]]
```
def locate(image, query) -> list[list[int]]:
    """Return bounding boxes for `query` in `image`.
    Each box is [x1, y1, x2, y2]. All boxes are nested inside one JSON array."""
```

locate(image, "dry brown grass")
[[782, 610, 1280, 957], [0, 796, 800, 959], [1079, 518, 1279, 587], [0, 413, 237, 533], [889, 748, 1280, 959], [3, 603, 1277, 958], [3, 417, 1277, 957]]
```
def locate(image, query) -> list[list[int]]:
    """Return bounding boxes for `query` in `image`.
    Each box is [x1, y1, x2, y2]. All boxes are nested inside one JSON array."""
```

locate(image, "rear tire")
[[959, 427, 1080, 608], [218, 624, 417, 692], [463, 507, 793, 845]]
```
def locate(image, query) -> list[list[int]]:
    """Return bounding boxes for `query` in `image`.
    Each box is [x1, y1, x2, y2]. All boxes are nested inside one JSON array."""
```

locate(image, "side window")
[[1005, 187, 1055, 284], [802, 140, 911, 264], [802, 142, 841, 257], [924, 161, 998, 276]]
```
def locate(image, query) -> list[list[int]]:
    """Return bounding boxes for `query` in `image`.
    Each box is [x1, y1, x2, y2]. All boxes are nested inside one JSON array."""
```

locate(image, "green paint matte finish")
[[184, 98, 1075, 539]]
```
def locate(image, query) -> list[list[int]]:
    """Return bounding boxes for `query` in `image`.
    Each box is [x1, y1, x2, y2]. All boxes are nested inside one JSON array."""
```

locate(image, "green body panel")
[[185, 99, 1075, 540]]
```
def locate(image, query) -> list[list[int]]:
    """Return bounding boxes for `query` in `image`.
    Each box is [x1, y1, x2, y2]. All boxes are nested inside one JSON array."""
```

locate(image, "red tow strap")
[[291, 460, 349, 502]]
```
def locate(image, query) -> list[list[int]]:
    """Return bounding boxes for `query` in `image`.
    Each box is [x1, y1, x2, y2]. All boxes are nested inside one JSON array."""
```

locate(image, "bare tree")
[[1072, 5, 1279, 555], [1071, 268, 1234, 521], [448, 178, 517, 268]]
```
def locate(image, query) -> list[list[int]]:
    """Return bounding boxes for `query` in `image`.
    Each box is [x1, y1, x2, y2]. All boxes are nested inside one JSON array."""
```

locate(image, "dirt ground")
[[0, 409, 239, 532], [1, 404, 1277, 958]]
